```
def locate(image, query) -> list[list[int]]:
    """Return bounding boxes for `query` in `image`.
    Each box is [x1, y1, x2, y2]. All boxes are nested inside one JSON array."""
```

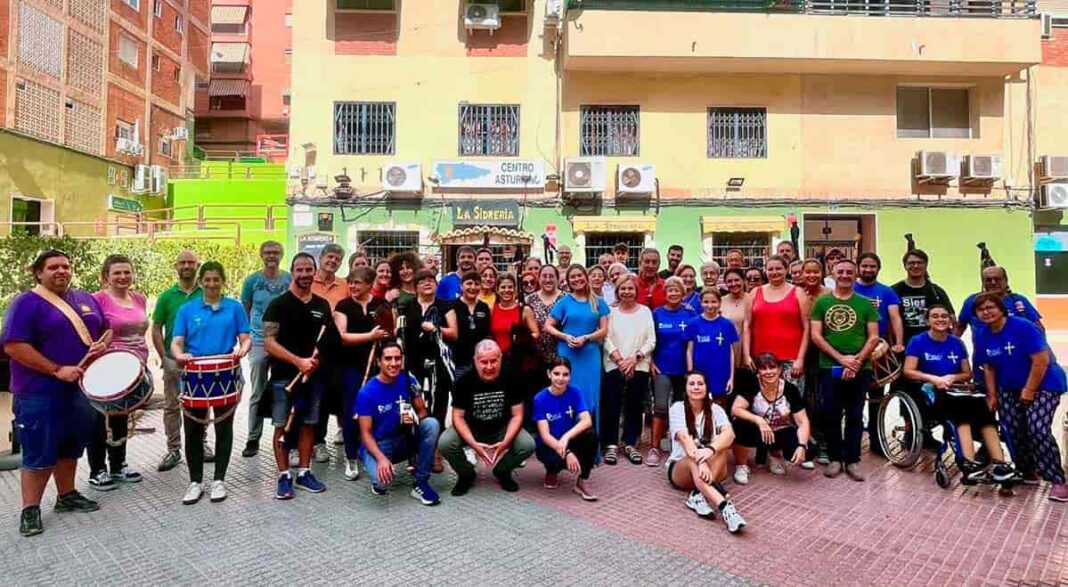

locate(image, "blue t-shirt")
[[436, 273, 462, 301], [974, 316, 1066, 393], [240, 270, 291, 345], [549, 294, 611, 340], [172, 297, 250, 357], [904, 332, 968, 377], [684, 315, 739, 397], [852, 281, 901, 338], [959, 292, 1041, 333], [355, 373, 419, 451], [653, 305, 696, 377], [532, 385, 588, 446], [682, 291, 701, 314]]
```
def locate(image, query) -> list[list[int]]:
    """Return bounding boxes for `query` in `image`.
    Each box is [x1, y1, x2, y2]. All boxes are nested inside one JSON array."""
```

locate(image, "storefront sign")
[[433, 160, 546, 189], [297, 232, 335, 259], [107, 195, 143, 213], [452, 200, 521, 227]]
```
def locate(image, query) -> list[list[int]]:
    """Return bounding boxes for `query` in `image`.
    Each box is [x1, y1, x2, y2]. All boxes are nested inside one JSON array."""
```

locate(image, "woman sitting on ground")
[[731, 353, 811, 479]]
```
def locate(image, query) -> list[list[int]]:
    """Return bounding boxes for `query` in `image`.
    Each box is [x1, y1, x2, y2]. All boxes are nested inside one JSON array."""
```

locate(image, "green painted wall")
[[168, 161, 286, 245]]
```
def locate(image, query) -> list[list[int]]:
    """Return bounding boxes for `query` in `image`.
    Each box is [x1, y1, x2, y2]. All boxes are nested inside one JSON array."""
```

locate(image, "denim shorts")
[[271, 378, 324, 427], [15, 389, 93, 470]]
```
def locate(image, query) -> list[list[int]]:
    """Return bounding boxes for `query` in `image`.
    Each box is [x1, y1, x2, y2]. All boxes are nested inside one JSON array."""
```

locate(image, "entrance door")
[[802, 214, 876, 261]]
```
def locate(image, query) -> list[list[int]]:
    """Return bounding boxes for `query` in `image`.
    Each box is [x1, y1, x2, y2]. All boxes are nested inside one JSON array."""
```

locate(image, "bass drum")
[[80, 350, 152, 416], [870, 338, 902, 390]]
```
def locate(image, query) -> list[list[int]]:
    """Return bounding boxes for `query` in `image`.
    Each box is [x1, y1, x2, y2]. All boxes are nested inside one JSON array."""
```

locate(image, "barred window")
[[709, 233, 771, 269], [334, 102, 395, 155], [337, 0, 395, 9], [584, 232, 644, 272], [459, 104, 519, 156], [355, 231, 419, 264], [707, 107, 767, 158], [580, 105, 639, 157]]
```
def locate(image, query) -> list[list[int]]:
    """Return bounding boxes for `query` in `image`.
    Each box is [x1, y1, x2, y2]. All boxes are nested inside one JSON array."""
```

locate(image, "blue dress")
[[550, 294, 611, 427]]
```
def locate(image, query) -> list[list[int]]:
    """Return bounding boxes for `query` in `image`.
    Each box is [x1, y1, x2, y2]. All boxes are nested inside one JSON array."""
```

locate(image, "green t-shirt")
[[152, 284, 203, 358], [810, 292, 879, 369]]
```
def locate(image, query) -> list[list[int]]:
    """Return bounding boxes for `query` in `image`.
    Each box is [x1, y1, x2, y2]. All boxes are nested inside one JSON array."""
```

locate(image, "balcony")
[[563, 0, 1042, 75]]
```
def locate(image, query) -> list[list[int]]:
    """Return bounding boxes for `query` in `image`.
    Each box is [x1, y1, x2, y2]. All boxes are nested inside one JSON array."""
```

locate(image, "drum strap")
[[32, 285, 93, 347]]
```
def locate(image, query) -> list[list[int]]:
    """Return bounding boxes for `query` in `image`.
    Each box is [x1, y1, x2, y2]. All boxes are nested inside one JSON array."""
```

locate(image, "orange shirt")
[[311, 273, 348, 310]]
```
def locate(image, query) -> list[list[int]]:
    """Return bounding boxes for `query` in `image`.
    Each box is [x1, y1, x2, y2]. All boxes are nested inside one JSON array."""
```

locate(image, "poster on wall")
[[297, 232, 335, 259], [433, 160, 546, 189]]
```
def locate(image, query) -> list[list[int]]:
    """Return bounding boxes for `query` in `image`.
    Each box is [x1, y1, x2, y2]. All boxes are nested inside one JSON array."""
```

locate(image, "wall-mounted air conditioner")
[[382, 162, 423, 192], [131, 164, 150, 193], [1041, 183, 1068, 209], [1041, 155, 1068, 179], [564, 157, 607, 193], [964, 155, 1003, 181], [465, 3, 501, 32], [616, 163, 656, 194], [917, 151, 960, 180]]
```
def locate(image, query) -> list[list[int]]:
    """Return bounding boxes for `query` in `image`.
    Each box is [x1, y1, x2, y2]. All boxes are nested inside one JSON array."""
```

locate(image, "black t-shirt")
[[263, 291, 333, 382], [401, 298, 451, 367], [334, 297, 389, 366], [891, 280, 955, 344], [449, 299, 491, 367], [658, 268, 674, 279], [452, 369, 522, 440]]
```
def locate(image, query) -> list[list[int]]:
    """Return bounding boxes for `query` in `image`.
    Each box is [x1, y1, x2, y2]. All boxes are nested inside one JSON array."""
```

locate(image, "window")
[[802, 215, 876, 263], [708, 107, 767, 158], [896, 87, 971, 139], [334, 102, 395, 155], [356, 231, 419, 264], [336, 0, 395, 9], [115, 119, 135, 141], [495, 0, 527, 11], [151, 54, 160, 71], [709, 233, 771, 270], [584, 232, 644, 272], [159, 136, 173, 157], [11, 197, 54, 236], [283, 90, 291, 106], [118, 36, 138, 68], [580, 105, 639, 157], [285, 13, 293, 27], [123, 0, 141, 11], [284, 49, 293, 64], [153, 0, 162, 18], [459, 104, 519, 156], [211, 22, 246, 34], [175, 14, 184, 34], [172, 65, 180, 82]]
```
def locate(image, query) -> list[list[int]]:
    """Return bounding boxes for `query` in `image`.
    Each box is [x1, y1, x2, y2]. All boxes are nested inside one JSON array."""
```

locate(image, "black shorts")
[[666, 459, 685, 490], [732, 419, 801, 456], [938, 394, 996, 431]]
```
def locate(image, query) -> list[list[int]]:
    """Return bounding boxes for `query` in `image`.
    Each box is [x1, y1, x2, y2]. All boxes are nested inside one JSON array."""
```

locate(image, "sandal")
[[624, 445, 643, 465], [604, 445, 618, 466]]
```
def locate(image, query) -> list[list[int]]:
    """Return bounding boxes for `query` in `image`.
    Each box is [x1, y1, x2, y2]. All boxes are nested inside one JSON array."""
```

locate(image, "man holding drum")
[[2, 250, 108, 537], [264, 253, 333, 500]]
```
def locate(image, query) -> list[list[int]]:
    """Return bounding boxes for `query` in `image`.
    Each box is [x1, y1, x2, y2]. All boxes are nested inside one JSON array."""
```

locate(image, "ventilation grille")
[[64, 100, 102, 155], [15, 79, 62, 143], [18, 2, 65, 79], [69, 0, 107, 33], [68, 29, 105, 95]]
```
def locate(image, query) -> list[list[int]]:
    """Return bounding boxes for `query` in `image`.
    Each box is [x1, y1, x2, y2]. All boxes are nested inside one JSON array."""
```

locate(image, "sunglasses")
[[746, 276, 762, 282]]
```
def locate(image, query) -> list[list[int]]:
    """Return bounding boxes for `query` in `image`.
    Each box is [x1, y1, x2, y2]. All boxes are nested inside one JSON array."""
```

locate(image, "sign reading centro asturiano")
[[433, 160, 546, 189], [107, 195, 143, 213], [297, 232, 335, 259], [452, 200, 521, 227]]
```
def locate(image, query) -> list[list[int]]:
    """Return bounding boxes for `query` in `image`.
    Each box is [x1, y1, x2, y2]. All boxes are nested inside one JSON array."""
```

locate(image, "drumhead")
[[82, 351, 142, 399]]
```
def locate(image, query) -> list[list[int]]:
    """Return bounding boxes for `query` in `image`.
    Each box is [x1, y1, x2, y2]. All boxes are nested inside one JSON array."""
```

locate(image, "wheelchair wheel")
[[934, 461, 952, 489], [878, 390, 924, 468]]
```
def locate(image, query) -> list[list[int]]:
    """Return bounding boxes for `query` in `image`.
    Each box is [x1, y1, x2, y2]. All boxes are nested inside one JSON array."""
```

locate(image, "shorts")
[[732, 419, 801, 455], [938, 394, 997, 431], [653, 374, 686, 416], [271, 378, 324, 428], [14, 389, 93, 470], [666, 459, 685, 490]]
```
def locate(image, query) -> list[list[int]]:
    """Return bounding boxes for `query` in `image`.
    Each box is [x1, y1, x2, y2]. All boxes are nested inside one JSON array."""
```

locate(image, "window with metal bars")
[[707, 107, 767, 159], [709, 233, 771, 269], [459, 104, 520, 156], [334, 102, 396, 155], [584, 232, 644, 272], [355, 230, 420, 264], [580, 106, 640, 157]]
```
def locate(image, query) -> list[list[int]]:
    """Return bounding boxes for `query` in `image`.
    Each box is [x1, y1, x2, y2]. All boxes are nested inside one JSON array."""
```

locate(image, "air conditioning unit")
[[917, 151, 960, 180], [465, 3, 501, 32], [1042, 155, 1068, 179], [172, 127, 189, 140], [617, 163, 656, 195], [564, 157, 607, 193], [150, 165, 167, 194], [131, 164, 150, 194], [116, 137, 133, 154], [545, 0, 564, 25], [1041, 183, 1068, 209], [315, 170, 329, 189], [381, 162, 423, 192], [130, 142, 144, 156], [965, 155, 1003, 181]]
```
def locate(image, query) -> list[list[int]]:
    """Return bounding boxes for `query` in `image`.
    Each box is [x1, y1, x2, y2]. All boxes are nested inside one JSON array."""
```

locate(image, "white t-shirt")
[[667, 400, 730, 464]]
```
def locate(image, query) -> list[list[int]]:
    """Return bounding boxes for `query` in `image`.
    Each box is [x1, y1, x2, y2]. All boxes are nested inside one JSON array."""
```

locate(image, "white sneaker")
[[182, 482, 203, 505], [720, 501, 747, 534], [289, 450, 299, 468], [801, 460, 815, 470], [209, 480, 227, 503], [768, 456, 786, 476], [313, 443, 330, 463], [333, 429, 345, 445], [685, 490, 714, 518], [733, 464, 751, 485], [344, 459, 361, 481]]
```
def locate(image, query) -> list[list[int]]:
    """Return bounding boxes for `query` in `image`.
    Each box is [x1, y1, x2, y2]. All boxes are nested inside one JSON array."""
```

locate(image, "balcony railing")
[[566, 0, 1038, 17]]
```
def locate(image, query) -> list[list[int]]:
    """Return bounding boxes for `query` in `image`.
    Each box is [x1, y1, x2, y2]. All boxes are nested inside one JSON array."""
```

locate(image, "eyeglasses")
[[746, 276, 762, 282]]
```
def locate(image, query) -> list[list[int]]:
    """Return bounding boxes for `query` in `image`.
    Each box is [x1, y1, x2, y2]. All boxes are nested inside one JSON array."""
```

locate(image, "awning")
[[210, 42, 249, 63], [208, 79, 248, 96], [701, 215, 785, 234], [572, 216, 657, 234], [211, 5, 248, 25], [436, 226, 533, 245]]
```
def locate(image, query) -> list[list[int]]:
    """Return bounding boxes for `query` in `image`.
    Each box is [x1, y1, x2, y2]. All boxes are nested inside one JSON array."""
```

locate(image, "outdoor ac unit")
[[381, 162, 423, 192], [1041, 183, 1068, 209], [617, 163, 656, 194], [465, 3, 501, 31], [116, 137, 133, 154], [564, 157, 607, 193], [965, 155, 1003, 180], [150, 165, 167, 194], [172, 127, 189, 140], [1042, 155, 1068, 179], [131, 164, 150, 193], [130, 142, 144, 156], [315, 170, 329, 189], [917, 151, 960, 179], [545, 0, 564, 25]]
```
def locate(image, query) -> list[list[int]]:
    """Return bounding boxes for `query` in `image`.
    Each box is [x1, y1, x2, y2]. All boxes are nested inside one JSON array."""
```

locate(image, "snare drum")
[[180, 356, 243, 410], [80, 350, 152, 415]]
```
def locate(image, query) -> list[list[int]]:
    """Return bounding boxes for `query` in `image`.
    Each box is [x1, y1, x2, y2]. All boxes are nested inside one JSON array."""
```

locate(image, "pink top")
[[750, 286, 804, 362], [92, 290, 149, 362]]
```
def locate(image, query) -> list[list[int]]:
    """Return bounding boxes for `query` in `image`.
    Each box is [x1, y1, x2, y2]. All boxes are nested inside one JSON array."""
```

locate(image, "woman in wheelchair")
[[903, 304, 1018, 486], [731, 353, 811, 479]]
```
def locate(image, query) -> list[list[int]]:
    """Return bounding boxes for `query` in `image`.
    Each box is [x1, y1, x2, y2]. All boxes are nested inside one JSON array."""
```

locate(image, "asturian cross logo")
[[825, 304, 858, 333]]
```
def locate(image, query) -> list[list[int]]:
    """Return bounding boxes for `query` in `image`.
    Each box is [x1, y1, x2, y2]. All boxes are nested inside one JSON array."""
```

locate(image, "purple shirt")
[[0, 289, 107, 396]]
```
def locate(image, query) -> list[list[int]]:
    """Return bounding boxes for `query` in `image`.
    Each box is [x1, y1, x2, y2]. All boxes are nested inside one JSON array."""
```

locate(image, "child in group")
[[685, 289, 739, 406], [532, 357, 598, 501]]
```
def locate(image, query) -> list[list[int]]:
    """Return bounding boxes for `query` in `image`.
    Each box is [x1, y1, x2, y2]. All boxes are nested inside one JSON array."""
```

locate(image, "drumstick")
[[361, 342, 378, 388], [285, 325, 327, 393], [77, 331, 113, 369]]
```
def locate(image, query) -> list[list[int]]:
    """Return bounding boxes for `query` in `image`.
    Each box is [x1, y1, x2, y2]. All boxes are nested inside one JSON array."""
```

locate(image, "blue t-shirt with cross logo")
[[904, 332, 968, 377], [532, 384, 588, 446], [684, 314, 739, 397]]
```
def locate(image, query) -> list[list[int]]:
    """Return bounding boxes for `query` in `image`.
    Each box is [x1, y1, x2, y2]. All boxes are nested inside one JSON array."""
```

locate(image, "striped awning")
[[210, 42, 249, 63], [211, 5, 248, 25], [700, 215, 785, 234], [208, 79, 248, 96], [436, 226, 533, 245]]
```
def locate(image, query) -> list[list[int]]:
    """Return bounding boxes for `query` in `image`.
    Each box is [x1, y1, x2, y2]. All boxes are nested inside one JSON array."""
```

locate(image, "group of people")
[[3, 236, 1065, 538]]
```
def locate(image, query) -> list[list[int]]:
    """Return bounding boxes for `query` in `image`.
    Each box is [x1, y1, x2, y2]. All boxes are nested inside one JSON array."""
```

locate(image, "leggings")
[[998, 388, 1066, 484], [87, 411, 128, 476], [535, 430, 597, 479], [183, 410, 234, 483]]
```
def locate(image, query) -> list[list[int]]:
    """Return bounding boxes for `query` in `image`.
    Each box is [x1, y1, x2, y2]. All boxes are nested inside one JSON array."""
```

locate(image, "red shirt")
[[490, 304, 521, 354], [637, 276, 667, 309]]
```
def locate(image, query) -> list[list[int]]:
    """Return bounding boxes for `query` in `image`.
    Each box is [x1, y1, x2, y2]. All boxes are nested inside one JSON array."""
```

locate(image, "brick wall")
[[105, 83, 146, 162], [187, 24, 209, 76], [1042, 29, 1068, 67], [188, 0, 210, 29], [466, 15, 529, 58], [149, 104, 183, 164], [110, 20, 148, 87], [151, 51, 181, 105], [153, 0, 183, 56], [334, 12, 397, 56], [111, 0, 147, 31], [0, 0, 9, 58], [0, 69, 6, 127]]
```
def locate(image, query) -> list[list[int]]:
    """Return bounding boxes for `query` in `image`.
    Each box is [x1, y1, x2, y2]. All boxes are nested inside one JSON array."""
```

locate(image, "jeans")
[[87, 411, 128, 475], [820, 369, 872, 465], [601, 369, 648, 448], [438, 426, 535, 477], [246, 345, 269, 443], [362, 418, 441, 489], [535, 430, 597, 479], [15, 389, 93, 471], [162, 357, 183, 452]]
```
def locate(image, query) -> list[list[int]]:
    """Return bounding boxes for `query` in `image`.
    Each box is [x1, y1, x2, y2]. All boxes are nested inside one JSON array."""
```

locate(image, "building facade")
[[193, 0, 291, 159], [0, 0, 209, 235], [287, 0, 1061, 305]]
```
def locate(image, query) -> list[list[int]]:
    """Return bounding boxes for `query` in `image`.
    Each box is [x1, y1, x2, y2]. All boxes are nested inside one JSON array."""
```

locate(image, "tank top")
[[490, 303, 521, 355], [751, 285, 803, 362]]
